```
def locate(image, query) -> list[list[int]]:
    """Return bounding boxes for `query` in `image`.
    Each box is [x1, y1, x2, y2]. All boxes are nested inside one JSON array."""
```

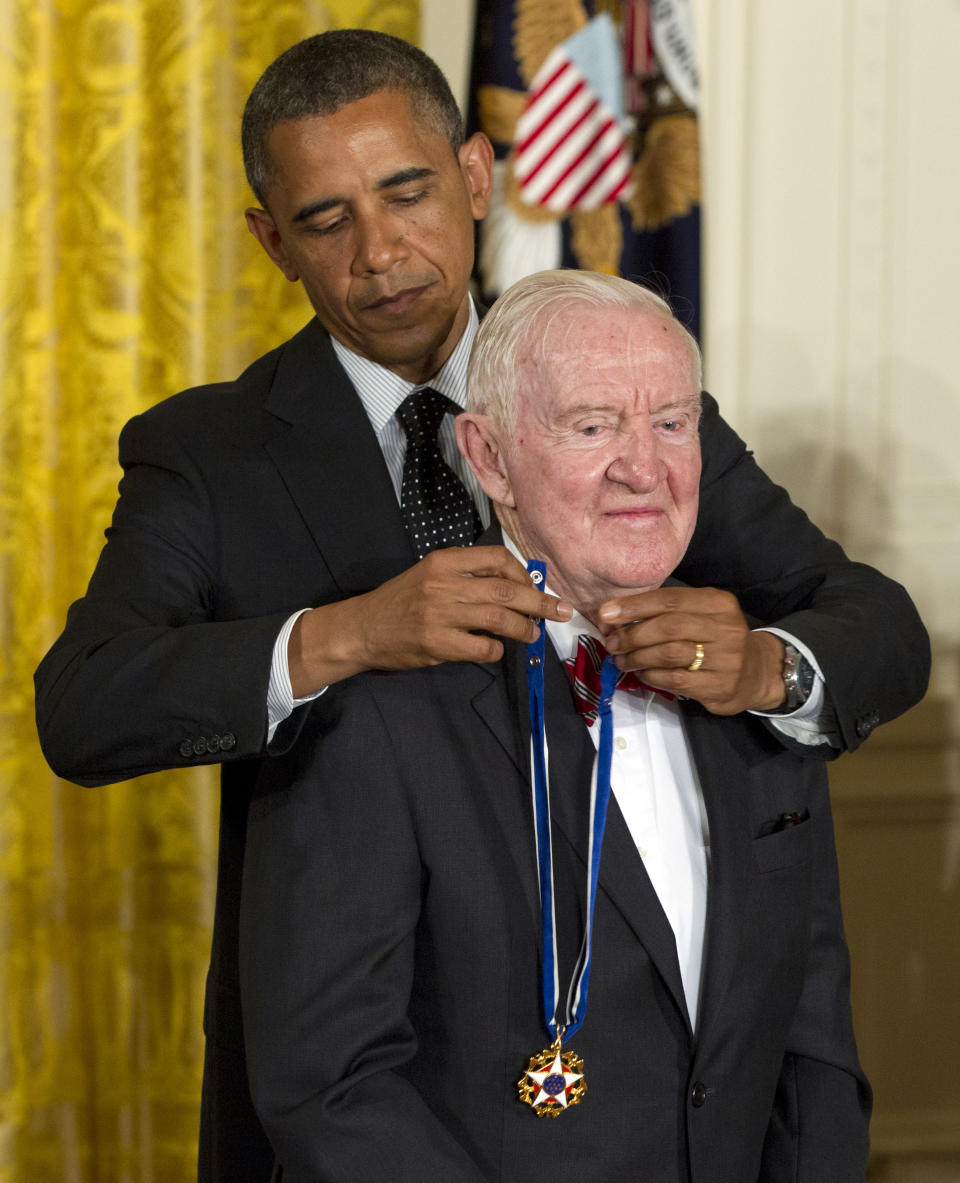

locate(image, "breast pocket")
[[751, 811, 814, 874]]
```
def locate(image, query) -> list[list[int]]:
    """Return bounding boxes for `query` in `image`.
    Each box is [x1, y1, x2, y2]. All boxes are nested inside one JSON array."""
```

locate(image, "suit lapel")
[[469, 639, 528, 778], [471, 639, 691, 1029], [261, 320, 415, 597]]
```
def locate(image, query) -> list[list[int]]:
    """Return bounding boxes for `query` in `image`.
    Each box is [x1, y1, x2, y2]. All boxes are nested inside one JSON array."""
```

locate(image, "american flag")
[[514, 44, 632, 212], [469, 0, 702, 338]]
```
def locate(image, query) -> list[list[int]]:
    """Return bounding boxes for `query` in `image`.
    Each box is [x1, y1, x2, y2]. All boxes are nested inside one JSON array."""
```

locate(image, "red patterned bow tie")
[[563, 634, 674, 725]]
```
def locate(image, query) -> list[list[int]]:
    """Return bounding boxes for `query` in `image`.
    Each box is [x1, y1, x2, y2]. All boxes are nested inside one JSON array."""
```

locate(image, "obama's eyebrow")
[[292, 167, 438, 223], [376, 166, 437, 190]]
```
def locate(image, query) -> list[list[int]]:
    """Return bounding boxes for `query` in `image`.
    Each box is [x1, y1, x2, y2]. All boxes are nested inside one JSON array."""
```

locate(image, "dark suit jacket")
[[239, 640, 871, 1182], [34, 317, 925, 1181]]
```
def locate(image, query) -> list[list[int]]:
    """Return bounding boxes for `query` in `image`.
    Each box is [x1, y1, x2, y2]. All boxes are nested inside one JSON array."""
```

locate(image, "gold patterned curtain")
[[0, 1, 418, 1178]]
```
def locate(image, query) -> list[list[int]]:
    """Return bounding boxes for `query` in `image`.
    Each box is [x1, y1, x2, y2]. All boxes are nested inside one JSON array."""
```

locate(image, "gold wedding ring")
[[687, 642, 705, 672]]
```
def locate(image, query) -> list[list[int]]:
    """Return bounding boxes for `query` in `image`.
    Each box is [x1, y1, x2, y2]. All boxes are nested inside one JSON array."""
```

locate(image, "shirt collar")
[[329, 298, 479, 434]]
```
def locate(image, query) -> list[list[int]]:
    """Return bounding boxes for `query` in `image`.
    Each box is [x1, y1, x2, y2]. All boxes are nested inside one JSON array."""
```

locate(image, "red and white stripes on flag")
[[513, 47, 633, 213]]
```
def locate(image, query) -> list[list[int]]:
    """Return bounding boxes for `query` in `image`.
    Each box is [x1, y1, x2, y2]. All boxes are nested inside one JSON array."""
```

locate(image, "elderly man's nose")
[[608, 431, 664, 490]]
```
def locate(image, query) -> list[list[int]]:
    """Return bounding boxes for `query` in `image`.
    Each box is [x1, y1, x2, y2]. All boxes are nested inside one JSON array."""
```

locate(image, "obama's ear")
[[455, 413, 516, 509], [245, 207, 300, 282], [458, 132, 494, 220]]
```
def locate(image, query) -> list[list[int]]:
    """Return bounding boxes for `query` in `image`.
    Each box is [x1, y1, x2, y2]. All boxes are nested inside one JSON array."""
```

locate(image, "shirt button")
[[614, 736, 627, 751]]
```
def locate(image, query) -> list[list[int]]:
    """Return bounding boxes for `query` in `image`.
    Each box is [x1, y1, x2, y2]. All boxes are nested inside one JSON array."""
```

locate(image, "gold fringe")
[[513, 0, 588, 87], [570, 205, 623, 274], [476, 84, 527, 146], [628, 114, 701, 231]]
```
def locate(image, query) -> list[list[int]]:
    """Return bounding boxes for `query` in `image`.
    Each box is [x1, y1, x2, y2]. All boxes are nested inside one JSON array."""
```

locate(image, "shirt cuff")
[[267, 609, 326, 744]]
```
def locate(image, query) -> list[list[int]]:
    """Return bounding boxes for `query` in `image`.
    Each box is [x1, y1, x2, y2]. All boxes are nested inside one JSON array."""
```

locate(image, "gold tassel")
[[513, 0, 588, 86], [628, 114, 701, 231], [570, 206, 623, 274]]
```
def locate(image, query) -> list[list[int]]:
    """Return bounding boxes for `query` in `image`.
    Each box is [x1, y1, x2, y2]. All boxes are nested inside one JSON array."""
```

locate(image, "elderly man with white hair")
[[239, 270, 871, 1183]]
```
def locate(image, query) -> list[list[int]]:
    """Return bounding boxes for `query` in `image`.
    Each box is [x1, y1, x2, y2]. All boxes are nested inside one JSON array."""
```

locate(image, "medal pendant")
[[517, 1038, 586, 1116]]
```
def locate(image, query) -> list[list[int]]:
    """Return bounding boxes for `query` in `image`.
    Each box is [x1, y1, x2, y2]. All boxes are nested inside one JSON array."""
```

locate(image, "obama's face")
[[246, 89, 493, 385]]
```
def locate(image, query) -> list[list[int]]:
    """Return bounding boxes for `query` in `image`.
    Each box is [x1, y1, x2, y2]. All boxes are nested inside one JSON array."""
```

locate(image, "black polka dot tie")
[[397, 386, 482, 559]]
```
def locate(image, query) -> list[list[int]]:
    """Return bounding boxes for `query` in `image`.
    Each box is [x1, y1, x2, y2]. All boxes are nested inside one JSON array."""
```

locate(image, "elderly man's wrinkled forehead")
[[511, 302, 698, 414]]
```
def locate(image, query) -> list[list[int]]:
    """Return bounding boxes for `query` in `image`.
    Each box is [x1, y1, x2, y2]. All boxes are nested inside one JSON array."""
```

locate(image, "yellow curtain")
[[0, 1, 419, 1178]]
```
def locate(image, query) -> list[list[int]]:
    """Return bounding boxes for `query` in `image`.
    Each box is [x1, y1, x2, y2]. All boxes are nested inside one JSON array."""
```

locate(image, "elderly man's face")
[[492, 306, 701, 617]]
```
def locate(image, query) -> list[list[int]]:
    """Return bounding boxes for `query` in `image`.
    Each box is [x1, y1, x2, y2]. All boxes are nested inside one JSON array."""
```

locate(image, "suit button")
[[179, 739, 194, 758], [855, 713, 877, 739], [193, 737, 208, 756], [220, 732, 236, 752], [206, 735, 222, 754], [691, 1081, 708, 1108]]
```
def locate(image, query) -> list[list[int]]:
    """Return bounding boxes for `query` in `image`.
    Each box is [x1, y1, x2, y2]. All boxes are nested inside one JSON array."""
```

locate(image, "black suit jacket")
[[34, 317, 925, 1180], [239, 639, 871, 1181]]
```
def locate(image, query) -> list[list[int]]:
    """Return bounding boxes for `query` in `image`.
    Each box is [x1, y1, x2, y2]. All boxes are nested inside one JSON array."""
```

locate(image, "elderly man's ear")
[[455, 413, 517, 509]]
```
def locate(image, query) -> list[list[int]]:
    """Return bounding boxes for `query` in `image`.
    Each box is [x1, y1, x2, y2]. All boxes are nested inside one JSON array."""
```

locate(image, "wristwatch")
[[781, 643, 815, 712]]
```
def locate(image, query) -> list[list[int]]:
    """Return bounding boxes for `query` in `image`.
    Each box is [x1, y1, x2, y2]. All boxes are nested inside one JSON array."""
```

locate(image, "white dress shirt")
[[502, 535, 711, 1026], [547, 607, 711, 1028]]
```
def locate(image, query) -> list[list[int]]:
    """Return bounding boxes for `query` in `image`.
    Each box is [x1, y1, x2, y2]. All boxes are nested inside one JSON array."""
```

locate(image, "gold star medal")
[[518, 1035, 586, 1116]]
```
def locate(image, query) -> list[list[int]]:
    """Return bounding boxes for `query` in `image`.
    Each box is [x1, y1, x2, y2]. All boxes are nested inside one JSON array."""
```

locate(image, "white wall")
[[421, 0, 475, 109], [693, 0, 960, 664], [687, 18, 960, 1157]]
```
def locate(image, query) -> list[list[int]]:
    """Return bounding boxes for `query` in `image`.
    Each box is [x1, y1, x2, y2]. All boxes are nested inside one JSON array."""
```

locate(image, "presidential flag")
[[468, 0, 701, 340]]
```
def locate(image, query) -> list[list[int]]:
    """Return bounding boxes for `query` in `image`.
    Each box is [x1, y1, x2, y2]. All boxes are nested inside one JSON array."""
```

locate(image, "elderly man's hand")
[[288, 546, 572, 696], [599, 587, 787, 715]]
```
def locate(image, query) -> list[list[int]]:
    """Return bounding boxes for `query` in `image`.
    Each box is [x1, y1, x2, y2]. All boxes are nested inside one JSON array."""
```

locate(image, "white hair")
[[466, 269, 702, 430]]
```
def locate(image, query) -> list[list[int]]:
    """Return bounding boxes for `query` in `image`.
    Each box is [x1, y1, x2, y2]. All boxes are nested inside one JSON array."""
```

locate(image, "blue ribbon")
[[525, 559, 616, 1042]]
